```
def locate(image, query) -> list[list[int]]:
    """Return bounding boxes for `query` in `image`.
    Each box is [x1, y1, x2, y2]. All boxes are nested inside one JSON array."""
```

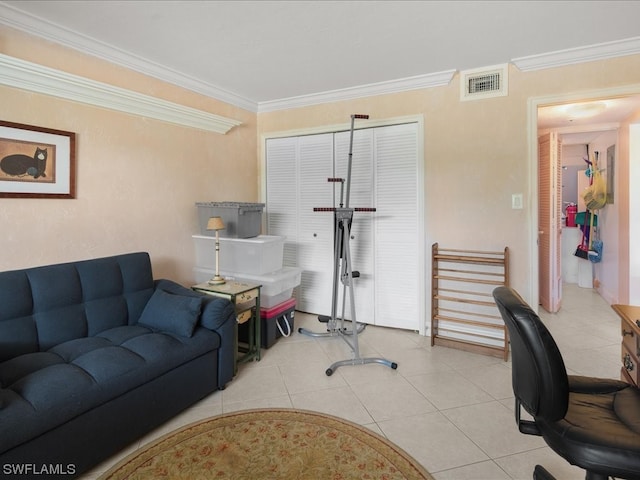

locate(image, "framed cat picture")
[[0, 121, 76, 198]]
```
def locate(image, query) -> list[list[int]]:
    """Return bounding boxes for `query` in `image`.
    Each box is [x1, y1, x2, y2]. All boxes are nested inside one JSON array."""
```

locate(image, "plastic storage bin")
[[196, 202, 265, 238], [221, 267, 302, 308], [192, 266, 302, 308], [239, 297, 296, 349], [192, 234, 284, 275]]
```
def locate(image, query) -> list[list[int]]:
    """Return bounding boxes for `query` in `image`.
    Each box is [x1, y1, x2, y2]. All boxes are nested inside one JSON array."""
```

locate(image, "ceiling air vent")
[[460, 64, 508, 101]]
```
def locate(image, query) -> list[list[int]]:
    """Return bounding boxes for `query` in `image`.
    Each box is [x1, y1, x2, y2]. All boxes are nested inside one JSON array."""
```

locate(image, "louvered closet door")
[[266, 137, 298, 267], [297, 134, 335, 315], [266, 122, 422, 331], [334, 129, 375, 323], [538, 132, 562, 313], [267, 134, 335, 315], [374, 123, 420, 330]]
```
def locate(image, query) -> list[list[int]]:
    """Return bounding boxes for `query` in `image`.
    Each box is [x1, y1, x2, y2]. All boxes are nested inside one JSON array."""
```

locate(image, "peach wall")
[[0, 27, 257, 284], [2, 24, 640, 306], [258, 56, 640, 305]]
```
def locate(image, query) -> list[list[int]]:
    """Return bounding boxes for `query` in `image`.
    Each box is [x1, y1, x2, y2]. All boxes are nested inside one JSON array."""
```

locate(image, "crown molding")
[[538, 122, 621, 137], [257, 70, 456, 113], [513, 36, 640, 71], [2, 2, 639, 112], [0, 53, 242, 134], [0, 2, 258, 113]]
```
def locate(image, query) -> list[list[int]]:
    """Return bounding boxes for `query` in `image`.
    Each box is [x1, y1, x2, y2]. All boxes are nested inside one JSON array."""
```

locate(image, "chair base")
[[534, 465, 555, 480], [533, 464, 612, 480]]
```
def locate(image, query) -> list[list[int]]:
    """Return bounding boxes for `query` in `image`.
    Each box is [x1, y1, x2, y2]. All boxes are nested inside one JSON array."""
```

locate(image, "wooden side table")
[[193, 281, 262, 373], [612, 304, 640, 386]]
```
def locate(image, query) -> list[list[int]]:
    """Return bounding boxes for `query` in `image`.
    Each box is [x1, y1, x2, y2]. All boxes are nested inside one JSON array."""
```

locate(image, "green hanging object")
[[575, 211, 597, 227]]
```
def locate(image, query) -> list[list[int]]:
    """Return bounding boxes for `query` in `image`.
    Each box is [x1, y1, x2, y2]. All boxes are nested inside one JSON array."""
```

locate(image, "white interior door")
[[538, 132, 562, 313]]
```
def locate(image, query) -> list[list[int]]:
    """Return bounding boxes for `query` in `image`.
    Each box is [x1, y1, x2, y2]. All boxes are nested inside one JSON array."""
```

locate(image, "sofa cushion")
[[0, 253, 156, 361], [0, 324, 220, 454], [138, 289, 202, 338]]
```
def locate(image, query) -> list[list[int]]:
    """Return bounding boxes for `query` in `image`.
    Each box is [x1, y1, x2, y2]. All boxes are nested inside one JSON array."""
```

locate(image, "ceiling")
[[2, 0, 640, 136], [538, 95, 640, 145]]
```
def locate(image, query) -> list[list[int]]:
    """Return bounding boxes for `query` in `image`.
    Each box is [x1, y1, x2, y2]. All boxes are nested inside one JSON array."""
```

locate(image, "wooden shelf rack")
[[431, 243, 510, 361]]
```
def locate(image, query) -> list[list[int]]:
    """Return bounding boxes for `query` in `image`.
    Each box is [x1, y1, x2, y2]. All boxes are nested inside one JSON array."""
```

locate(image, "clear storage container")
[[193, 235, 284, 275], [193, 266, 302, 308]]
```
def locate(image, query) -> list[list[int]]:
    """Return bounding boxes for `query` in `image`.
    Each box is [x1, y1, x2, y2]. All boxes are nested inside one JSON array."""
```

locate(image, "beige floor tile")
[[382, 346, 454, 377], [279, 360, 347, 394], [378, 412, 489, 473], [259, 335, 333, 366], [406, 370, 495, 410], [315, 333, 383, 363], [563, 346, 621, 378], [222, 395, 293, 413], [332, 358, 402, 386], [350, 375, 436, 422], [290, 385, 374, 425], [362, 421, 385, 437], [456, 361, 514, 400], [494, 446, 585, 480], [430, 345, 505, 369], [221, 363, 288, 404], [363, 325, 426, 353], [432, 460, 512, 480], [442, 401, 545, 458]]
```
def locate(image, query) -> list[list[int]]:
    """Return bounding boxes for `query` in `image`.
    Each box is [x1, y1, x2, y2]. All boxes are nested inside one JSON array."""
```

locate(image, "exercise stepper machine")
[[298, 114, 398, 376]]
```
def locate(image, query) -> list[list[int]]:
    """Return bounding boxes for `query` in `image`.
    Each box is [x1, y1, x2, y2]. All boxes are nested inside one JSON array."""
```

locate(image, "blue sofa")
[[0, 252, 237, 479]]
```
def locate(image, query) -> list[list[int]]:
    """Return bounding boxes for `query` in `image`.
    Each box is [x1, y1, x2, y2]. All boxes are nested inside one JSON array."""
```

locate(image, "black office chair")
[[492, 286, 640, 480]]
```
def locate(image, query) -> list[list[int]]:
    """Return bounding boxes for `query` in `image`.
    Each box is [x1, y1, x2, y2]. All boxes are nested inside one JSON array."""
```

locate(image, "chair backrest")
[[493, 286, 569, 422]]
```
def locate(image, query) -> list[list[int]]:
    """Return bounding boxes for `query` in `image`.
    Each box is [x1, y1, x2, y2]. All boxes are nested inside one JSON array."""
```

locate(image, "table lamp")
[[206, 216, 226, 285]]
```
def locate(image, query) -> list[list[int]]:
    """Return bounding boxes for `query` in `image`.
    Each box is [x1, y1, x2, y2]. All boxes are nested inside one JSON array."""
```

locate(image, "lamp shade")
[[206, 216, 225, 231]]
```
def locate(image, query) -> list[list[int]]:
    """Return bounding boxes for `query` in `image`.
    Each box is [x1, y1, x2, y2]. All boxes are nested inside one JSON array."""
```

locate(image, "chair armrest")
[[515, 398, 541, 436], [568, 375, 630, 394]]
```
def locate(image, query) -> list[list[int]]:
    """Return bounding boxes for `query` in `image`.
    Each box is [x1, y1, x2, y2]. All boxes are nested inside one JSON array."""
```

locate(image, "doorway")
[[532, 87, 640, 311]]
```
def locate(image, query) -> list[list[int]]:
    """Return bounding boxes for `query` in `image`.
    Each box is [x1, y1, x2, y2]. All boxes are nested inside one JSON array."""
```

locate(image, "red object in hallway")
[[565, 203, 577, 227]]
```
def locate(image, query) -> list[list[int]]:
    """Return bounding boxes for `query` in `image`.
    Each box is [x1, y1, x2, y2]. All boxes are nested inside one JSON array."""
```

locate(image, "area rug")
[[99, 408, 433, 479]]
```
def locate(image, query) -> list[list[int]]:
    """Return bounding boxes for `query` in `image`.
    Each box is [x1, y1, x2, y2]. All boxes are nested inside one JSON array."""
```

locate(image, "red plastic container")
[[260, 297, 296, 320], [239, 297, 296, 349], [565, 203, 577, 227]]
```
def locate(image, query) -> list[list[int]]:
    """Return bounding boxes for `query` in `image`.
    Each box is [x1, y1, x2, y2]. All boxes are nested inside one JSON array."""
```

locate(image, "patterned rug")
[[99, 408, 433, 480]]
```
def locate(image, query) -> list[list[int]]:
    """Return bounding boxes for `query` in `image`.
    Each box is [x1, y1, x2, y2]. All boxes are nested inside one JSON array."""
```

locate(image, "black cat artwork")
[[0, 147, 48, 179]]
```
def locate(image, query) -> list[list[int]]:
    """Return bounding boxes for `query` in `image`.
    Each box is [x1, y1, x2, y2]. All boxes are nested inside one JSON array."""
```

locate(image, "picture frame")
[[0, 121, 76, 198]]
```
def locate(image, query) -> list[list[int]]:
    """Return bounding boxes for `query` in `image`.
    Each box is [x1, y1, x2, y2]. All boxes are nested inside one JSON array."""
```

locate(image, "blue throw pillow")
[[138, 289, 202, 338]]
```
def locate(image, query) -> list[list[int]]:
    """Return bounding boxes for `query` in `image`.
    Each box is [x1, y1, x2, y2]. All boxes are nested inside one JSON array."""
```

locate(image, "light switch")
[[512, 194, 523, 209]]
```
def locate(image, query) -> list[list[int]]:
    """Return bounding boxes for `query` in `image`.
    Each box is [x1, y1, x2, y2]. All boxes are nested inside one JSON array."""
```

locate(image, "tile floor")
[[83, 283, 622, 479]]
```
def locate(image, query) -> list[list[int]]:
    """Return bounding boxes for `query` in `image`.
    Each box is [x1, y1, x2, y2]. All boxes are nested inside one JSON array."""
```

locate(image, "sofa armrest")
[[153, 279, 237, 388], [154, 279, 201, 298]]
